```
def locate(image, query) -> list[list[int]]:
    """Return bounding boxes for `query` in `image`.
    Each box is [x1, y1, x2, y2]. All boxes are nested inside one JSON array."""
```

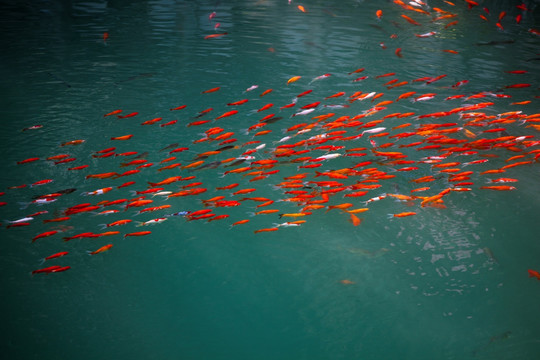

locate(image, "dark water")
[[1, 1, 540, 359]]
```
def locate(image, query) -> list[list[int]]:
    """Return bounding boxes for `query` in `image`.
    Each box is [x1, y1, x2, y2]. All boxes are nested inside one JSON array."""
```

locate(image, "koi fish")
[[88, 244, 113, 255], [528, 269, 540, 280], [40, 251, 69, 263], [254, 227, 279, 234], [204, 33, 227, 40], [232, 219, 250, 226], [287, 76, 301, 85], [202, 87, 220, 94], [479, 186, 516, 191], [32, 230, 59, 242], [215, 110, 238, 120], [388, 212, 417, 218], [136, 218, 168, 226], [124, 231, 151, 238], [117, 112, 138, 119], [61, 139, 85, 146], [32, 265, 70, 275], [111, 134, 133, 141]]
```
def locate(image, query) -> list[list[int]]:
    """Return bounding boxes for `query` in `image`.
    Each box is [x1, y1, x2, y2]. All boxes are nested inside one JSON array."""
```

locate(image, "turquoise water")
[[1, 0, 540, 359]]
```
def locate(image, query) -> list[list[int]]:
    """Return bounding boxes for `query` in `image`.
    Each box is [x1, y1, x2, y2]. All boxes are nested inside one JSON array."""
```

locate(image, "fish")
[[88, 244, 113, 255], [287, 76, 301, 85], [215, 110, 238, 120], [204, 33, 228, 40], [124, 231, 152, 238], [32, 265, 70, 275], [40, 251, 69, 263], [136, 218, 168, 226], [528, 269, 540, 280], [111, 134, 133, 141], [32, 230, 59, 242], [254, 227, 279, 234]]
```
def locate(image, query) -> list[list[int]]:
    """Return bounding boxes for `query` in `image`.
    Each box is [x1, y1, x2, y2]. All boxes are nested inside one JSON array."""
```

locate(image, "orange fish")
[[401, 14, 421, 26], [479, 186, 516, 191], [232, 219, 250, 226], [88, 244, 113, 255], [390, 212, 417, 218], [182, 160, 205, 169], [349, 213, 362, 226], [103, 219, 132, 228], [111, 134, 133, 141], [215, 110, 238, 120], [61, 139, 85, 146], [254, 227, 279, 234], [86, 172, 119, 180], [287, 76, 301, 85], [204, 33, 227, 40]]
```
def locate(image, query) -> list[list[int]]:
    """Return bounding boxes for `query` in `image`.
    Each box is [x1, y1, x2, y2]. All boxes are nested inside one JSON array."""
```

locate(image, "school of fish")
[[2, 0, 539, 277]]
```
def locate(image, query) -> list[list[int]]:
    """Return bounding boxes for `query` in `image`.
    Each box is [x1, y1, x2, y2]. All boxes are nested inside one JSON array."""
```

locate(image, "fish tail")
[[247, 212, 256, 217], [98, 224, 107, 230]]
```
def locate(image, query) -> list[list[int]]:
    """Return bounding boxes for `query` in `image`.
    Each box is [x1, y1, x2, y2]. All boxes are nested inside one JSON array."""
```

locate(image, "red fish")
[[204, 33, 227, 40], [117, 112, 138, 119], [124, 231, 151, 238], [227, 99, 249, 106], [528, 269, 540, 280], [104, 109, 122, 117], [32, 265, 70, 275], [41, 251, 69, 262], [202, 87, 220, 94], [17, 157, 40, 164], [215, 110, 238, 120]]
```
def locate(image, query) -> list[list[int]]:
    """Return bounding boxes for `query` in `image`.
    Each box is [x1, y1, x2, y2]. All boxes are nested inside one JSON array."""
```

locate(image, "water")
[[1, 1, 540, 359]]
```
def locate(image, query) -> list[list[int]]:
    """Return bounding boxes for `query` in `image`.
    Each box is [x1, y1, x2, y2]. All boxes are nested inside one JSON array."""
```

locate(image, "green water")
[[1, 1, 540, 359]]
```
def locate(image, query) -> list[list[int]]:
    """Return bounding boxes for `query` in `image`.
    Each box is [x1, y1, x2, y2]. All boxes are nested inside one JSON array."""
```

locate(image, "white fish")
[[136, 217, 168, 227], [292, 108, 315, 117], [315, 153, 342, 161], [362, 127, 386, 135], [360, 92, 376, 100], [415, 31, 436, 38], [6, 217, 34, 224], [152, 191, 173, 197], [364, 193, 387, 204], [275, 136, 291, 143], [273, 222, 303, 227]]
